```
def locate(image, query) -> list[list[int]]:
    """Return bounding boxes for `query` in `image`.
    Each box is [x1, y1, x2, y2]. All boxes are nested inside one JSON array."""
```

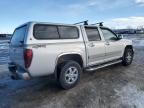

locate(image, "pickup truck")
[[8, 21, 134, 89]]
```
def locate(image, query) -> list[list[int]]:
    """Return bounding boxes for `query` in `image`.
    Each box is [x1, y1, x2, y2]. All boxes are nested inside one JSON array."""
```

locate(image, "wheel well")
[[125, 45, 134, 52], [57, 54, 83, 67], [123, 45, 134, 57], [126, 45, 133, 49], [55, 54, 83, 79]]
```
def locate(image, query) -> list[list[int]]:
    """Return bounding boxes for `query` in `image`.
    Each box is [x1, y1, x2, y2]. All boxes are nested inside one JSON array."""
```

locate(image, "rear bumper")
[[8, 63, 31, 80]]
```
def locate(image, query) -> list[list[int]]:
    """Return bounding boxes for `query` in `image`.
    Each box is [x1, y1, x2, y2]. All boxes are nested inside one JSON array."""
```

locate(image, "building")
[[113, 29, 144, 34], [0, 34, 12, 39]]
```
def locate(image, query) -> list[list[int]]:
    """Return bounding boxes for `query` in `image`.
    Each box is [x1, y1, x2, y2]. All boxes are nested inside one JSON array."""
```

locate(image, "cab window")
[[101, 28, 117, 41], [85, 27, 101, 41]]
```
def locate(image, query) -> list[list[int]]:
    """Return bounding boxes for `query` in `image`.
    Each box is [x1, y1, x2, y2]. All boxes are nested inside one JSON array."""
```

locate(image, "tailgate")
[[9, 46, 24, 68], [9, 25, 27, 68]]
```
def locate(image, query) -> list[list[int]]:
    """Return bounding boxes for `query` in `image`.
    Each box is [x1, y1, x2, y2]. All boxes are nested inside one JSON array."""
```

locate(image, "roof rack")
[[74, 20, 88, 25], [91, 22, 104, 26]]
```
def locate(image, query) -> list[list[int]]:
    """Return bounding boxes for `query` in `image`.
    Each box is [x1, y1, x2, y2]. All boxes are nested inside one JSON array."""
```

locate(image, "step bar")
[[86, 60, 122, 71]]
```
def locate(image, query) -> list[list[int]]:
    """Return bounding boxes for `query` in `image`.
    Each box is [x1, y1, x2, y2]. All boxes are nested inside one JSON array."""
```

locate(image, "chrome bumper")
[[8, 63, 31, 80]]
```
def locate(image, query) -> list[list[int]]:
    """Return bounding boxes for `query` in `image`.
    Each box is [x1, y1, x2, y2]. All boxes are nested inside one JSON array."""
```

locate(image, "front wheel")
[[59, 61, 82, 90], [122, 48, 134, 66]]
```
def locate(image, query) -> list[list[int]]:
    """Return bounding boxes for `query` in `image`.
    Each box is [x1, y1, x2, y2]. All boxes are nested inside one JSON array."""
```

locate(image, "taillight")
[[24, 49, 33, 68]]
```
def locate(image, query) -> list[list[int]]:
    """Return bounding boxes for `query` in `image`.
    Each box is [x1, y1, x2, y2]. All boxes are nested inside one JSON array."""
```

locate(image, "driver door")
[[100, 28, 123, 62]]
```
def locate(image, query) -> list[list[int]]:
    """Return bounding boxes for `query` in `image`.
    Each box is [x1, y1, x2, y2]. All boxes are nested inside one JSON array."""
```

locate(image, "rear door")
[[84, 26, 106, 66], [9, 25, 27, 68]]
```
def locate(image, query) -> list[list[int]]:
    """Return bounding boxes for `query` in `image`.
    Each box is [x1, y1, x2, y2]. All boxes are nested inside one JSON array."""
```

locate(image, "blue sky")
[[0, 0, 144, 33]]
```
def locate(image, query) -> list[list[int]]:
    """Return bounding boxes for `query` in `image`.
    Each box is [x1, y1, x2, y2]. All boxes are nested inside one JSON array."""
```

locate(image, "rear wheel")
[[59, 61, 82, 89], [122, 48, 134, 66]]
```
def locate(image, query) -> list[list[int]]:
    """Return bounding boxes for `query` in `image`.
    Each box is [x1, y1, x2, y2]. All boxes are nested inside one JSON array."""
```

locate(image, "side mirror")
[[117, 34, 123, 40]]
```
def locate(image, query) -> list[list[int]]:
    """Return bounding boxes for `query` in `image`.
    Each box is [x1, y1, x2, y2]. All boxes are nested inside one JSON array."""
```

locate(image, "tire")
[[59, 61, 82, 90], [122, 48, 134, 66]]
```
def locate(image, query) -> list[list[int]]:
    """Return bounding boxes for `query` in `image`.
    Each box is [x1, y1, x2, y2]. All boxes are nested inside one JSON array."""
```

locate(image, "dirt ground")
[[0, 35, 144, 108]]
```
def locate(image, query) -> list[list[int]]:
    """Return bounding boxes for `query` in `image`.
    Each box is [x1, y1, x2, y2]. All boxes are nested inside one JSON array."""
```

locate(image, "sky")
[[0, 0, 144, 33]]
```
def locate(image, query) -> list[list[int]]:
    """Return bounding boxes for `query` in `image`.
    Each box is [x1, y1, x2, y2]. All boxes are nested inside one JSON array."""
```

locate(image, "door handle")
[[88, 43, 95, 47], [105, 42, 110, 45]]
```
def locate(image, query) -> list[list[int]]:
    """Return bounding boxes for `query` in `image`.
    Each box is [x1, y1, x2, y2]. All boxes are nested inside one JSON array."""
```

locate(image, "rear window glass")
[[33, 24, 79, 40], [11, 25, 27, 45], [58, 26, 79, 39], [34, 25, 59, 39]]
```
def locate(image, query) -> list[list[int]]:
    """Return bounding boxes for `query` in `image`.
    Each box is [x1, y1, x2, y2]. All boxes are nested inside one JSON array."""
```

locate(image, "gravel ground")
[[0, 35, 144, 108]]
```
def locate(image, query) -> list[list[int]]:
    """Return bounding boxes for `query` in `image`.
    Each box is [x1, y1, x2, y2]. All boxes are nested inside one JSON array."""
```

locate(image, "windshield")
[[11, 25, 27, 45]]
